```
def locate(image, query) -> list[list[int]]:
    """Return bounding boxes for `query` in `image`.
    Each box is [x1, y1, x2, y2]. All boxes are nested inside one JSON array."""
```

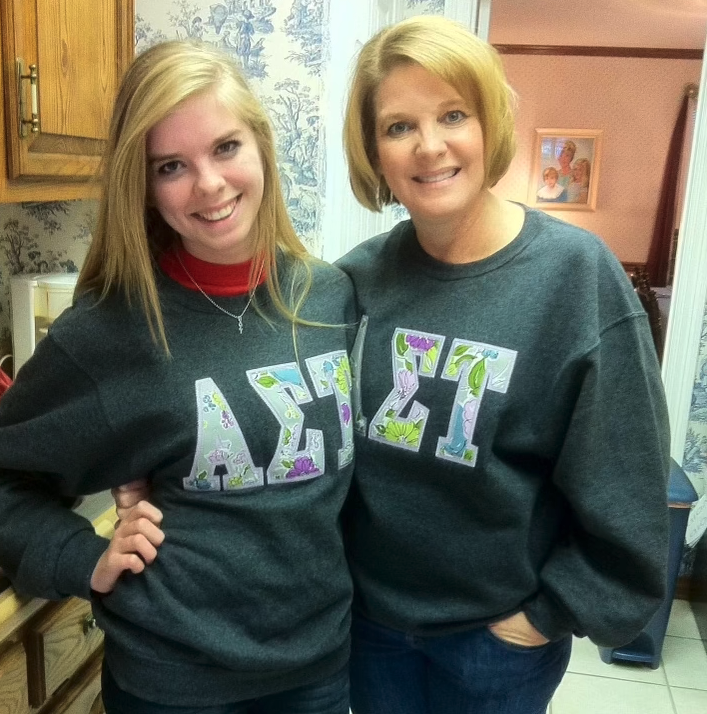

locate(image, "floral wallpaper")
[[407, 0, 445, 14], [683, 308, 707, 571], [0, 202, 95, 358], [685, 315, 707, 482]]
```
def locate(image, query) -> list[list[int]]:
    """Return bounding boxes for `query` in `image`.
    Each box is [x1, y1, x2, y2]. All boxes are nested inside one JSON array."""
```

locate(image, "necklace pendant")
[[175, 251, 260, 336]]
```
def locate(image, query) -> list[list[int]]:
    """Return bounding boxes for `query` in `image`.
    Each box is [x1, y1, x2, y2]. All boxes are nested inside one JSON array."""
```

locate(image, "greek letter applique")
[[436, 340, 517, 467], [247, 362, 325, 483], [305, 350, 354, 469], [350, 315, 368, 435], [369, 329, 445, 451], [186, 379, 264, 491]]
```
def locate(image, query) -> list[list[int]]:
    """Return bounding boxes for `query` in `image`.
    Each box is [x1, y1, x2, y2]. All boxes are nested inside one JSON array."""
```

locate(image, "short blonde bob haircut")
[[344, 15, 516, 212], [78, 40, 311, 351]]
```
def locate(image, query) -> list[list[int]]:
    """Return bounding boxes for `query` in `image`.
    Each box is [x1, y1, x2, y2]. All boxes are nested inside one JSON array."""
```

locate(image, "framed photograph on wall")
[[528, 129, 603, 211]]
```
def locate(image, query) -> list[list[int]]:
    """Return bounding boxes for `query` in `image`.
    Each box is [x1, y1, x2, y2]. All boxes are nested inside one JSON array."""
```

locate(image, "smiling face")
[[558, 142, 576, 172], [147, 89, 265, 265], [374, 63, 486, 229], [574, 160, 589, 184]]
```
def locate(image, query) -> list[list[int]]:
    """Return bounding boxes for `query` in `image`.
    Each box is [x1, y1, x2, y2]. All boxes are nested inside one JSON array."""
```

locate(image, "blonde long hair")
[[78, 40, 312, 351], [344, 15, 516, 212], [573, 158, 591, 187]]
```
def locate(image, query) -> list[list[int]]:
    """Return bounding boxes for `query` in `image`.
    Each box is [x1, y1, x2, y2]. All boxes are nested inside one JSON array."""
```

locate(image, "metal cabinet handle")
[[16, 59, 40, 137], [83, 615, 98, 634]]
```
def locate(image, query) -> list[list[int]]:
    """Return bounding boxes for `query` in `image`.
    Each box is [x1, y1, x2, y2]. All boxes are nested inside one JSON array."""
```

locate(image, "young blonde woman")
[[567, 158, 591, 203], [337, 16, 669, 714], [0, 41, 355, 714]]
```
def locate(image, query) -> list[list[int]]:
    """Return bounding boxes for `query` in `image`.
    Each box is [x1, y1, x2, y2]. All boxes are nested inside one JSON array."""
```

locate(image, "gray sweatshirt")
[[0, 255, 357, 705], [337, 208, 670, 648]]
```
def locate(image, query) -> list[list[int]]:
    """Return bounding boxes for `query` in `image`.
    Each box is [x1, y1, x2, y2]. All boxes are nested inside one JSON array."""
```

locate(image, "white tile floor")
[[550, 600, 707, 714]]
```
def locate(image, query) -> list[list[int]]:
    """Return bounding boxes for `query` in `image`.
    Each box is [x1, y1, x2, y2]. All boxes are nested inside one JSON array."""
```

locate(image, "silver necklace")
[[176, 252, 263, 334]]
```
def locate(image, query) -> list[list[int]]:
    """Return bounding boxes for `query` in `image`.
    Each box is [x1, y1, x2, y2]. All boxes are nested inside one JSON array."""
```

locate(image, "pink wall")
[[489, 0, 707, 49], [491, 54, 702, 262]]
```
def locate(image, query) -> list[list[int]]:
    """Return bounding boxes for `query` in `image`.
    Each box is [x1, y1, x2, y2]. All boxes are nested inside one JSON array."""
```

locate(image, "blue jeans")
[[101, 661, 350, 714], [349, 614, 571, 714]]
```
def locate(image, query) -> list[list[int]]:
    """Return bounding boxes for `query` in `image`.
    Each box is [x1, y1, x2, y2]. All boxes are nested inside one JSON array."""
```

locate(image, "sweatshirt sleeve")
[[0, 336, 121, 601], [523, 313, 670, 647]]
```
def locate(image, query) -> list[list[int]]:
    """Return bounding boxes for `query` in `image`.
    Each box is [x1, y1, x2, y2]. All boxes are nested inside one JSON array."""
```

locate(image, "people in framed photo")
[[529, 129, 603, 211]]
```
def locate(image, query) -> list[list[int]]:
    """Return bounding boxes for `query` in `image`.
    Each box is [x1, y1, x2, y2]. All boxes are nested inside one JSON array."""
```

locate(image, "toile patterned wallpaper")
[[683, 315, 707, 522], [0, 201, 95, 356], [1, 0, 707, 559]]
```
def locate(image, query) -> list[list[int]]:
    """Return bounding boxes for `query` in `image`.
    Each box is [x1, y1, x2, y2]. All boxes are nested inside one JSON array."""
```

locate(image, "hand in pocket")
[[488, 611, 550, 647]]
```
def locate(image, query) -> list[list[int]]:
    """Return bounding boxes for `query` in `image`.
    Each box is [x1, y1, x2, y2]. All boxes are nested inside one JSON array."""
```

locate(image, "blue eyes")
[[157, 160, 182, 176], [153, 140, 241, 176], [388, 122, 410, 137], [216, 140, 241, 155], [385, 110, 468, 137], [446, 110, 466, 124]]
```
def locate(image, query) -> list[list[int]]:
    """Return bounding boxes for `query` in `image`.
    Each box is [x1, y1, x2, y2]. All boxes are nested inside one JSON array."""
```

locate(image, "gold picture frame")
[[528, 129, 603, 211]]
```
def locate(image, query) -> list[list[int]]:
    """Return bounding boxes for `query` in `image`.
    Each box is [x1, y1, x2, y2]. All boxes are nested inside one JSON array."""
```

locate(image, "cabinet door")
[[25, 598, 104, 708], [0, 640, 30, 714], [45, 651, 103, 714], [0, 0, 134, 181]]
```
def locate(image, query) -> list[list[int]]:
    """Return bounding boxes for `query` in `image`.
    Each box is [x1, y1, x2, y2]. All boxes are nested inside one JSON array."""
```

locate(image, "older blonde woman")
[[557, 140, 577, 187], [338, 15, 669, 714]]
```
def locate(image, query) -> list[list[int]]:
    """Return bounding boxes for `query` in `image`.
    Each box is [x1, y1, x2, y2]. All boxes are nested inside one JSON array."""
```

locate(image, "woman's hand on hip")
[[91, 499, 164, 594], [488, 611, 550, 647], [112, 478, 151, 521]]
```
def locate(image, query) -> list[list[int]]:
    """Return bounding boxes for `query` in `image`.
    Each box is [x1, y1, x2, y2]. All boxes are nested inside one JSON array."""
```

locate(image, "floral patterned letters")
[[435, 339, 517, 467], [305, 351, 354, 469], [185, 379, 264, 492], [364, 325, 517, 467], [247, 362, 325, 483], [369, 329, 445, 451], [186, 353, 354, 492]]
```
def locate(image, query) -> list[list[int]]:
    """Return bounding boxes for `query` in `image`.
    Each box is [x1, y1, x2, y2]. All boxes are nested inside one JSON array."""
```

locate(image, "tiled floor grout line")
[[563, 672, 670, 687], [666, 682, 680, 714], [565, 668, 668, 684], [668, 683, 707, 692]]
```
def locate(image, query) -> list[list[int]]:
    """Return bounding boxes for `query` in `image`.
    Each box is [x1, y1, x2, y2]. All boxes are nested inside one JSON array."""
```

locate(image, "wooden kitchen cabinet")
[[0, 603, 106, 714], [0, 640, 30, 714], [26, 598, 103, 707], [48, 652, 103, 714], [0, 0, 134, 202]]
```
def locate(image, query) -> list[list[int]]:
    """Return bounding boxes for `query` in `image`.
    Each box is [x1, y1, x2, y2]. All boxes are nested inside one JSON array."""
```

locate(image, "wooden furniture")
[[0, 508, 116, 714], [621, 262, 664, 362], [631, 266, 665, 363], [0, 0, 134, 202]]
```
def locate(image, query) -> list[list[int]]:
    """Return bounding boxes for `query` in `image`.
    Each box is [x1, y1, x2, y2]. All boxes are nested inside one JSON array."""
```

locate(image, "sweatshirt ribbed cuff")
[[523, 591, 578, 642], [54, 528, 110, 600]]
